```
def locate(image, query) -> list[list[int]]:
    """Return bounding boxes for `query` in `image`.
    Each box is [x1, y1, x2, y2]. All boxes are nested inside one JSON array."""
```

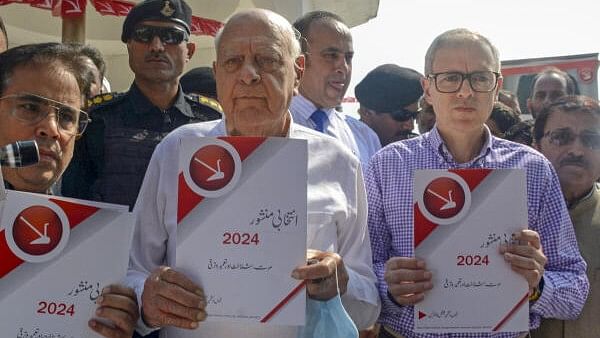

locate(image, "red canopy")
[[0, 0, 223, 36]]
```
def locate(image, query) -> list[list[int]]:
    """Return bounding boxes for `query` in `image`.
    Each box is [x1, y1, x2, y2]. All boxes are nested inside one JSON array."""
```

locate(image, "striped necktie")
[[310, 109, 328, 133]]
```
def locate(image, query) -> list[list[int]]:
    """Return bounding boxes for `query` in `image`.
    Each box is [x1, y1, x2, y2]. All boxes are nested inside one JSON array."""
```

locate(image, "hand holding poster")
[[168, 137, 307, 337], [0, 191, 133, 338], [413, 169, 529, 333]]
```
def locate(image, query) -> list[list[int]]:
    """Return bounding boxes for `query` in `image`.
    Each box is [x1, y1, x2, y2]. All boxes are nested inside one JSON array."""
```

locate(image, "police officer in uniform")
[[62, 0, 222, 210]]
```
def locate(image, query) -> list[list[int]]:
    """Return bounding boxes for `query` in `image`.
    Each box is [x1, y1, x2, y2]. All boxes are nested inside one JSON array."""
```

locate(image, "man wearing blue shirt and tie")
[[291, 11, 380, 168]]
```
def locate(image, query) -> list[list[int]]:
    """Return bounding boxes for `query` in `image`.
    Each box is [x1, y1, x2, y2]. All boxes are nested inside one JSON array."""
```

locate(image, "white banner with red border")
[[413, 169, 529, 333], [0, 190, 133, 338], [168, 136, 307, 336]]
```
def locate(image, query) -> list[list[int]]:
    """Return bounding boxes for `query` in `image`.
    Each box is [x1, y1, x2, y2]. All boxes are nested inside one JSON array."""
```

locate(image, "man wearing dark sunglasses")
[[355, 64, 423, 146], [531, 95, 600, 338], [62, 0, 222, 210]]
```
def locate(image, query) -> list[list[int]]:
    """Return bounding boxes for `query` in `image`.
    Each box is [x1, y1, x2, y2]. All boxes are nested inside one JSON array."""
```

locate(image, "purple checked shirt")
[[365, 126, 589, 338]]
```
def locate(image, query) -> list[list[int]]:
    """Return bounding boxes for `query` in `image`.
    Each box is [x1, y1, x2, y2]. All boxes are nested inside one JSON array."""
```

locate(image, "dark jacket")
[[61, 82, 222, 210]]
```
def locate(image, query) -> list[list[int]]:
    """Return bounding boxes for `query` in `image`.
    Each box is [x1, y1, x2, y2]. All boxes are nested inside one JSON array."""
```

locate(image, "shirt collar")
[[218, 111, 295, 137], [129, 82, 193, 117], [291, 95, 334, 122], [425, 124, 493, 167], [568, 183, 599, 209]]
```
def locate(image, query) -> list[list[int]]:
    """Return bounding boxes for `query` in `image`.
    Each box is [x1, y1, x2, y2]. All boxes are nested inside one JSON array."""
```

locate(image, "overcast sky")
[[347, 0, 599, 99]]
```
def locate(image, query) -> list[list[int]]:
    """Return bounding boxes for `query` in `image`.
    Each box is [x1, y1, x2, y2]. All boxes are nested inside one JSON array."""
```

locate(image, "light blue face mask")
[[297, 264, 359, 338]]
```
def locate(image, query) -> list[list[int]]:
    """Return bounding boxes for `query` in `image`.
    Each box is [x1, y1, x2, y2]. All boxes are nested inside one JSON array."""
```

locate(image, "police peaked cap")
[[355, 64, 424, 112], [180, 67, 217, 98], [121, 0, 192, 42]]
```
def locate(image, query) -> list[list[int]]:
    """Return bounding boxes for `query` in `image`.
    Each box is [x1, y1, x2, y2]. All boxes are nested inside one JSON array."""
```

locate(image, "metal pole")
[[61, 12, 86, 43]]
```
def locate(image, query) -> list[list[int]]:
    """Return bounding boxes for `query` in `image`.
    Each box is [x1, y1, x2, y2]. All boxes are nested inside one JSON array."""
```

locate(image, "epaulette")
[[186, 94, 223, 113], [87, 92, 127, 110]]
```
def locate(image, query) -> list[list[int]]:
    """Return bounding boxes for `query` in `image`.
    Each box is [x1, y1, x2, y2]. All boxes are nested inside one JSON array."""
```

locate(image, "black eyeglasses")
[[428, 71, 500, 93], [543, 129, 600, 150], [0, 93, 90, 136], [131, 25, 189, 45], [389, 108, 419, 122]]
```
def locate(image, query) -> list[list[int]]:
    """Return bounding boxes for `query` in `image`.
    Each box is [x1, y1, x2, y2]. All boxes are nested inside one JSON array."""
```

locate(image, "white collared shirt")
[[126, 117, 381, 337], [290, 95, 381, 169]]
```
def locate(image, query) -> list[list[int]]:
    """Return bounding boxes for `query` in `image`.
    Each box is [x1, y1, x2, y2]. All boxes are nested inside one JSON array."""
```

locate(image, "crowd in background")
[[0, 1, 598, 337]]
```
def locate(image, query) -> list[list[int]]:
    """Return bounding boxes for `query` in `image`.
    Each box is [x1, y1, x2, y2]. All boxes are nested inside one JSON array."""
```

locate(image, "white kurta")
[[126, 118, 380, 337]]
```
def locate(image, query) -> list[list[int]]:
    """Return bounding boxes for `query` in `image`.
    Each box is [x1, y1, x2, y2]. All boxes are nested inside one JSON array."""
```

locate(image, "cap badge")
[[160, 0, 175, 17]]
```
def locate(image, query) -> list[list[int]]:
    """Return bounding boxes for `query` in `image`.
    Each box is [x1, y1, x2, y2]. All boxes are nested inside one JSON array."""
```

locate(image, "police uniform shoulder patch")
[[186, 94, 223, 113], [87, 92, 127, 109]]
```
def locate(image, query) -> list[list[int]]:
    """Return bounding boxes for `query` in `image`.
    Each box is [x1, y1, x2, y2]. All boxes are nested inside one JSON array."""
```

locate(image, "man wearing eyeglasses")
[[0, 43, 91, 194], [366, 29, 588, 338], [0, 42, 139, 338], [355, 64, 422, 146], [62, 0, 222, 210], [291, 11, 381, 168], [531, 95, 600, 338]]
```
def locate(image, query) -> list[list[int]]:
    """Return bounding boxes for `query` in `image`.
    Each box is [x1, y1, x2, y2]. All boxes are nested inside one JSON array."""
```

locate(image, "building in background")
[[501, 53, 599, 120]]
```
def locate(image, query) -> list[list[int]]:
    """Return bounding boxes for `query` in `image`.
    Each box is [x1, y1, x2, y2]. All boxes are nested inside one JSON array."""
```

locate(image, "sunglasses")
[[131, 25, 189, 45], [389, 108, 419, 122]]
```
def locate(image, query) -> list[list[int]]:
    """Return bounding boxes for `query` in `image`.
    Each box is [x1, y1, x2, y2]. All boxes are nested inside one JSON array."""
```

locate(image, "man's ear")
[[526, 98, 533, 115], [185, 42, 196, 62], [293, 55, 305, 95]]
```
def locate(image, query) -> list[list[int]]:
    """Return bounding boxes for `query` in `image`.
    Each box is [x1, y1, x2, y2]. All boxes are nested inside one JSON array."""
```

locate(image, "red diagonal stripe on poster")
[[414, 169, 493, 247], [0, 198, 98, 278], [50, 198, 100, 229], [492, 291, 529, 331], [260, 280, 306, 323], [414, 203, 439, 247], [177, 173, 204, 224], [449, 168, 493, 191], [177, 137, 266, 223], [217, 137, 266, 162], [0, 229, 23, 278]]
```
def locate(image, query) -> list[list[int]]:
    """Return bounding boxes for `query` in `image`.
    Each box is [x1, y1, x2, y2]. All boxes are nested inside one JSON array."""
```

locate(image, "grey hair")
[[214, 9, 301, 59], [424, 28, 500, 75]]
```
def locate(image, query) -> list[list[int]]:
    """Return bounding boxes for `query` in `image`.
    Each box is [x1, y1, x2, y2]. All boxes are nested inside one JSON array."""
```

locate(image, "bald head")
[[215, 9, 301, 59], [212, 8, 304, 137]]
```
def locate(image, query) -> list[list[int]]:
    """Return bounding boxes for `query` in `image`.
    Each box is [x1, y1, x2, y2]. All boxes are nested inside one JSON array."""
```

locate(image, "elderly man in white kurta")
[[125, 8, 380, 337]]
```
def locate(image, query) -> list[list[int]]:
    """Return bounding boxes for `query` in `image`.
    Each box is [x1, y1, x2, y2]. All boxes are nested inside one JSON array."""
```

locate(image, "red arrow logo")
[[418, 311, 427, 320]]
